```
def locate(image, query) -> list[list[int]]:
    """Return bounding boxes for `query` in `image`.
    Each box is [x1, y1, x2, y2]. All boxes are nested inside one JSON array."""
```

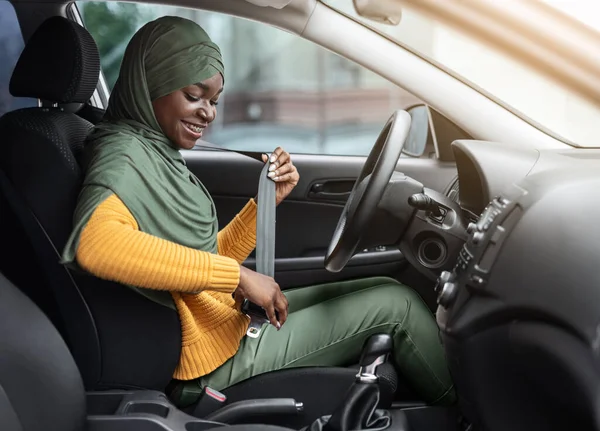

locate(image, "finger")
[[274, 171, 299, 184], [265, 304, 280, 329], [271, 149, 290, 169], [276, 295, 288, 326], [268, 163, 293, 179], [269, 147, 283, 164], [269, 155, 289, 172], [276, 150, 291, 165]]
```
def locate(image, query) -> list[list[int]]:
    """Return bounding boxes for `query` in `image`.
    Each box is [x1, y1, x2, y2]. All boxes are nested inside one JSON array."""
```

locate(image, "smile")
[[182, 120, 205, 136]]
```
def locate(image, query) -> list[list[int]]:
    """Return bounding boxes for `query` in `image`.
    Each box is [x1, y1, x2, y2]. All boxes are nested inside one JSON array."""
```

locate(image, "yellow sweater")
[[76, 193, 256, 380]]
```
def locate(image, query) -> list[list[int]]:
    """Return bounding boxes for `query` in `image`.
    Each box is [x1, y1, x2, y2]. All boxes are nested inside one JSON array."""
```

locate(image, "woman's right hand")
[[236, 266, 288, 329]]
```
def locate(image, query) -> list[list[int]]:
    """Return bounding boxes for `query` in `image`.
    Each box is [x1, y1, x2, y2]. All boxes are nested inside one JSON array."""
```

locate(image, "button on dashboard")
[[466, 222, 477, 234], [471, 231, 485, 245], [470, 275, 485, 287], [438, 282, 458, 308]]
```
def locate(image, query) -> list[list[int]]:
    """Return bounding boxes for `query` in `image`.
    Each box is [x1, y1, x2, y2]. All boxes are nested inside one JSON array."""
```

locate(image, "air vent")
[[445, 175, 477, 223]]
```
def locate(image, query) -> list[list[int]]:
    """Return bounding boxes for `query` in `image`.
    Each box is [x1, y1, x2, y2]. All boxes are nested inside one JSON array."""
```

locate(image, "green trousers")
[[193, 277, 455, 406]]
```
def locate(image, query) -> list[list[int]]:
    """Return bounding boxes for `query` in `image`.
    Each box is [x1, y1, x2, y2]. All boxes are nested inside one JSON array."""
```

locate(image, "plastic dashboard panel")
[[435, 165, 600, 431], [451, 140, 600, 216], [451, 140, 539, 215]]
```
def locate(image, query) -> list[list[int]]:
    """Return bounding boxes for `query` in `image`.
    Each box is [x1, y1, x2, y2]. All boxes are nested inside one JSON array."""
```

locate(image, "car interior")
[[1, 1, 600, 431]]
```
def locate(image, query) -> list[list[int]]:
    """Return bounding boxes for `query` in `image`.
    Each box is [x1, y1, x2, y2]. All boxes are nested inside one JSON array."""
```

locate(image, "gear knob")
[[359, 334, 393, 367], [357, 334, 393, 383]]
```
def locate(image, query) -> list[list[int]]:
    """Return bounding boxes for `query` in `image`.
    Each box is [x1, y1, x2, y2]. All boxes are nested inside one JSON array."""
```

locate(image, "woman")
[[61, 16, 454, 407]]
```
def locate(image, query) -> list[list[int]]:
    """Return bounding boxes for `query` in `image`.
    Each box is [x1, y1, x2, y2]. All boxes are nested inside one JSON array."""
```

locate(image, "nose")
[[196, 103, 215, 124]]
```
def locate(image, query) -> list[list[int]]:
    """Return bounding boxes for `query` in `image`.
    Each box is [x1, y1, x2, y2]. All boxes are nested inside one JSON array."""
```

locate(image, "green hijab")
[[61, 16, 225, 303]]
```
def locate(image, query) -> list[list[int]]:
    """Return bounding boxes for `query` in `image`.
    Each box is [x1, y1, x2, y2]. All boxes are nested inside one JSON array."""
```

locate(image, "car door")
[[185, 147, 458, 291]]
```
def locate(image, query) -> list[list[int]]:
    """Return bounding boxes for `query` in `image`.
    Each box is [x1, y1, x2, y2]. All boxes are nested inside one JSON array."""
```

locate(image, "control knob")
[[435, 270, 453, 294], [472, 231, 485, 245], [438, 281, 458, 308]]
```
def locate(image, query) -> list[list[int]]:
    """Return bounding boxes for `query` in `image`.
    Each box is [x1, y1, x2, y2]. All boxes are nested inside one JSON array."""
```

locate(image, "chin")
[[175, 139, 197, 150]]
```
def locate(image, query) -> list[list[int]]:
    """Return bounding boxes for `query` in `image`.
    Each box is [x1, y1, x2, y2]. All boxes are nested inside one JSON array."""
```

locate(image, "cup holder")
[[124, 402, 170, 418]]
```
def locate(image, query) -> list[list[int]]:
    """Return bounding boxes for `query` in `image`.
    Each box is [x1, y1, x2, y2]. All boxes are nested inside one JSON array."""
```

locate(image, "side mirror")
[[353, 0, 403, 26], [402, 104, 432, 158]]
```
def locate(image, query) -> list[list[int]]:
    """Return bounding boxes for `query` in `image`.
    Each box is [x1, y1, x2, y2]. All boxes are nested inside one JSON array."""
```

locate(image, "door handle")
[[308, 181, 353, 202]]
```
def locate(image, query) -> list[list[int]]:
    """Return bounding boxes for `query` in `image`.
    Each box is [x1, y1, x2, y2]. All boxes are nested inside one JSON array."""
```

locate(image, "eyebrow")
[[194, 82, 224, 95]]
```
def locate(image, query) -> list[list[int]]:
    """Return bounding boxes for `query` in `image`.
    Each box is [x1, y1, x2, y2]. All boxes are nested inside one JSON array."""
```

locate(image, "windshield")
[[324, 0, 600, 148]]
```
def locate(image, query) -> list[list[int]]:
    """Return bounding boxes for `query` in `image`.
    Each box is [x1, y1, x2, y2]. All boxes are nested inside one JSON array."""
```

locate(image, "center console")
[[434, 166, 600, 431], [434, 186, 526, 428], [84, 334, 464, 431], [435, 191, 523, 314], [86, 389, 303, 431]]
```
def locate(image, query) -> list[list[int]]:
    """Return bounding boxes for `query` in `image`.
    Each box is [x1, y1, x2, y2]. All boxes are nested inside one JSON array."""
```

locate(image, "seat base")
[[197, 366, 419, 429]]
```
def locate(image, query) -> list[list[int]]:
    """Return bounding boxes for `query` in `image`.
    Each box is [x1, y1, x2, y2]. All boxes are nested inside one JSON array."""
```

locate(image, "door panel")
[[184, 150, 457, 287]]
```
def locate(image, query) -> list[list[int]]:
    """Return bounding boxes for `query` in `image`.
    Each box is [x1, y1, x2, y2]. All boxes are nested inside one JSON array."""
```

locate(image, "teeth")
[[184, 122, 202, 133]]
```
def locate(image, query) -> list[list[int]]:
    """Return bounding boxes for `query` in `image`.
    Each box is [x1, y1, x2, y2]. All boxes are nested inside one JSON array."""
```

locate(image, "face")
[[152, 73, 223, 150]]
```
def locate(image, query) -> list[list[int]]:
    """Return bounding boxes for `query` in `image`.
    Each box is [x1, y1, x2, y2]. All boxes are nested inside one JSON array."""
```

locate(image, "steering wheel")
[[325, 110, 412, 272]]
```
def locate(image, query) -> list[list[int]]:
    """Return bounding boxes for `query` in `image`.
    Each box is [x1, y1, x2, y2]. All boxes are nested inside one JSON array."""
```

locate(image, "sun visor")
[[244, 0, 293, 8]]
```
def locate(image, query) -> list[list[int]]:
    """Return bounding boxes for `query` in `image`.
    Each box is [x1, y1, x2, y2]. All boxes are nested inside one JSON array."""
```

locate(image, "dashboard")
[[452, 139, 600, 215], [400, 137, 600, 290], [433, 142, 600, 431]]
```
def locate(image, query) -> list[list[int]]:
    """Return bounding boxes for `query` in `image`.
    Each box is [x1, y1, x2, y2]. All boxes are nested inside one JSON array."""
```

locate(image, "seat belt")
[[255, 160, 276, 279], [240, 160, 277, 338], [176, 149, 277, 409], [192, 142, 276, 277], [193, 142, 278, 337]]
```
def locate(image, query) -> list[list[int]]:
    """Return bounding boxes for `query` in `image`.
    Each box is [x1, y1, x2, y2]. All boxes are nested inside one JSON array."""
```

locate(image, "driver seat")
[[0, 15, 407, 427]]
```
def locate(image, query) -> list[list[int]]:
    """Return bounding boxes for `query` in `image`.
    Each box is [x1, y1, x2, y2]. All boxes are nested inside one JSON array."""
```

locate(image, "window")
[[325, 0, 600, 148], [0, 1, 37, 118], [76, 3, 423, 156]]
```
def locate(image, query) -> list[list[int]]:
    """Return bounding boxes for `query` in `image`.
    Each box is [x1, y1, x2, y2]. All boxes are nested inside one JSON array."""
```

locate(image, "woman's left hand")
[[262, 147, 300, 206]]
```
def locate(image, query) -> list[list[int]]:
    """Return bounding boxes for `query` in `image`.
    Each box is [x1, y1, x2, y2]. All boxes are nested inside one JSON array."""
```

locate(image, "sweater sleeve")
[[217, 199, 257, 264], [76, 194, 240, 294]]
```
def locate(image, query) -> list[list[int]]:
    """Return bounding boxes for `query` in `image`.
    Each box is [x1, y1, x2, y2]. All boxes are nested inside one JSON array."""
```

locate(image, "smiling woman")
[[153, 76, 223, 149], [58, 13, 455, 409]]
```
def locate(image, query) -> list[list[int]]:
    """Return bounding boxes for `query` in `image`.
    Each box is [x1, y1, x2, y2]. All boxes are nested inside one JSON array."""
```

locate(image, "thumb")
[[262, 153, 269, 163]]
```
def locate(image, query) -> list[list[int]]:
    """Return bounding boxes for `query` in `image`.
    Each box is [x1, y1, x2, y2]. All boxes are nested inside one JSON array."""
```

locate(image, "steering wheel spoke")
[[325, 110, 412, 273]]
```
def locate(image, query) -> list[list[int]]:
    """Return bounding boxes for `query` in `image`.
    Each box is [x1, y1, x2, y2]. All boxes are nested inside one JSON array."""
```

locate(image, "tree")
[[79, 3, 148, 90]]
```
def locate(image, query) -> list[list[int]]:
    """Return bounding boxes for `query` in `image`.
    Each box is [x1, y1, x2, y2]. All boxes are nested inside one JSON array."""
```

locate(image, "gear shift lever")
[[356, 334, 393, 383], [304, 335, 396, 431]]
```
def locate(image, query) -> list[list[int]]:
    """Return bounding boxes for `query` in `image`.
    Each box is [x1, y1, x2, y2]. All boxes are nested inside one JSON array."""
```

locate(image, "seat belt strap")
[[193, 142, 278, 333], [193, 142, 276, 278], [241, 158, 278, 338], [255, 160, 276, 278]]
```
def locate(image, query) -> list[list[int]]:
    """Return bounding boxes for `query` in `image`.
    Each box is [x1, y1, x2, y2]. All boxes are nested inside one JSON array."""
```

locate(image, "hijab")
[[62, 16, 225, 279]]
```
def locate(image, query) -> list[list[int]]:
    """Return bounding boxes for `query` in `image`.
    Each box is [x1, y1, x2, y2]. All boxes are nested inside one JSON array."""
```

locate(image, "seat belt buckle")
[[193, 386, 228, 418], [241, 299, 269, 338]]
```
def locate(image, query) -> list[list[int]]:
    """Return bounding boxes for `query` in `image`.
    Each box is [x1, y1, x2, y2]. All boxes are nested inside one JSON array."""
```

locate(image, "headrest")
[[10, 16, 100, 104]]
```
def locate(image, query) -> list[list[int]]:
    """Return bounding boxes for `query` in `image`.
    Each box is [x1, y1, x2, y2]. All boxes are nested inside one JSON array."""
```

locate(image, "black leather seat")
[[0, 269, 296, 431], [0, 16, 407, 427]]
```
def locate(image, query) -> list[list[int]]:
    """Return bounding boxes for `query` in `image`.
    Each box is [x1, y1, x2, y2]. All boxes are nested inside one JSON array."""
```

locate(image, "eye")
[[210, 100, 219, 106], [184, 92, 200, 102]]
